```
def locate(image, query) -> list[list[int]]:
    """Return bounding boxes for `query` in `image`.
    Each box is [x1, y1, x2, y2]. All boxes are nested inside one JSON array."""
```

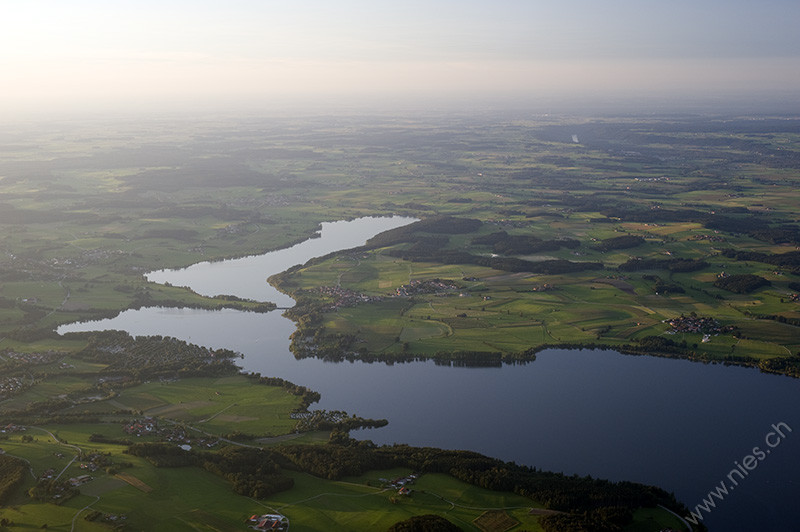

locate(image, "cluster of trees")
[[563, 192, 800, 246], [67, 331, 240, 380], [634, 336, 686, 354], [695, 212, 800, 245], [125, 442, 199, 467], [618, 257, 707, 273], [5, 397, 77, 417], [750, 226, 800, 245], [277, 439, 392, 479], [471, 231, 579, 255], [126, 289, 276, 313], [89, 433, 133, 446], [357, 216, 599, 276], [27, 479, 79, 505], [594, 235, 645, 252], [365, 216, 483, 249], [721, 248, 800, 271], [245, 373, 322, 409], [713, 274, 771, 294], [0, 455, 27, 505], [125, 443, 295, 498], [202, 446, 294, 499], [758, 357, 800, 378], [754, 314, 800, 328], [293, 410, 389, 432], [641, 275, 685, 295], [3, 326, 61, 343]]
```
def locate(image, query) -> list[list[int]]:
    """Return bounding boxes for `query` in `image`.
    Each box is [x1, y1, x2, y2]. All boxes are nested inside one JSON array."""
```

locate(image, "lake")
[[59, 216, 800, 531]]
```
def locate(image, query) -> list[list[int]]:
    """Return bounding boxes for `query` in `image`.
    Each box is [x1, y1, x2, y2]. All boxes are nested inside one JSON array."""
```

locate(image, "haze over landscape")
[[3, 0, 800, 117]]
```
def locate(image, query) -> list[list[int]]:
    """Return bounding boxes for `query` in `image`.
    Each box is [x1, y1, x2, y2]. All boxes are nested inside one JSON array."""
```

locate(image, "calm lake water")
[[59, 216, 800, 531]]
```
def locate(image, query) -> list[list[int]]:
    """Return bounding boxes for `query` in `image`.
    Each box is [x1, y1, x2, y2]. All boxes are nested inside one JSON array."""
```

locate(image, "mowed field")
[[113, 375, 302, 436]]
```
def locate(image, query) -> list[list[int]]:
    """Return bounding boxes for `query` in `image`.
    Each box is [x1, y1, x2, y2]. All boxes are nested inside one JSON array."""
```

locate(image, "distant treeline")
[[594, 235, 645, 252], [557, 194, 800, 245], [720, 248, 800, 271], [618, 257, 707, 273], [642, 275, 685, 295], [471, 230, 580, 255], [751, 313, 800, 329], [365, 216, 483, 249]]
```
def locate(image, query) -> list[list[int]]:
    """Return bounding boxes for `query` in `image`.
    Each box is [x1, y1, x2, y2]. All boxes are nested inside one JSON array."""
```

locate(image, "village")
[[316, 285, 384, 310], [394, 279, 460, 297], [123, 418, 220, 449], [0, 376, 27, 401], [665, 314, 737, 343], [1, 350, 62, 365], [316, 278, 462, 312]]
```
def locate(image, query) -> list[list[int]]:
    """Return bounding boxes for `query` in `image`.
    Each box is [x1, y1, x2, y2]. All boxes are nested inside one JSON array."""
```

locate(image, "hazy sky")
[[2, 0, 799, 116]]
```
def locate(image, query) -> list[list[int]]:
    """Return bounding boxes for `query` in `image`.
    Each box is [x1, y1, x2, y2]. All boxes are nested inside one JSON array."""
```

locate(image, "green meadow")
[[113, 375, 301, 436]]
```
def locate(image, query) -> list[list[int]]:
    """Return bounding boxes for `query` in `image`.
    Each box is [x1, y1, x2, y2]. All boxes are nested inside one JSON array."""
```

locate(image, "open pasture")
[[114, 375, 302, 436]]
